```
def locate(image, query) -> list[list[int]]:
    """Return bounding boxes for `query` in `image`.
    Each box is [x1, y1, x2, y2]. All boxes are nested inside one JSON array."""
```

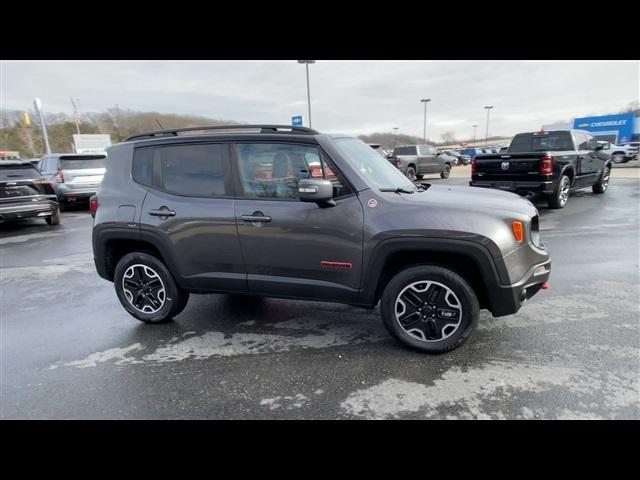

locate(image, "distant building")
[[543, 113, 639, 144]]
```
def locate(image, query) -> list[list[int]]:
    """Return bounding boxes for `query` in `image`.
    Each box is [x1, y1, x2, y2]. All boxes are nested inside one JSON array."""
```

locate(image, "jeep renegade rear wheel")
[[114, 252, 189, 323], [380, 265, 479, 353]]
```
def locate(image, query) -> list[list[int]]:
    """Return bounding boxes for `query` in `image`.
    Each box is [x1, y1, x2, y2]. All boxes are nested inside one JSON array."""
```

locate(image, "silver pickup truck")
[[389, 144, 452, 181]]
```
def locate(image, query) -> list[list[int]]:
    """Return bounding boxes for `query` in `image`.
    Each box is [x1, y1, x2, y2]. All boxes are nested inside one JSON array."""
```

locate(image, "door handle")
[[241, 213, 271, 223], [148, 207, 176, 217]]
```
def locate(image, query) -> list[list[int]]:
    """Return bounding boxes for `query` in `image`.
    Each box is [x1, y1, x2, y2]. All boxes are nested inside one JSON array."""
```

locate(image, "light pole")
[[297, 60, 315, 128], [393, 127, 399, 148], [472, 124, 478, 145], [421, 98, 431, 143], [33, 98, 51, 155], [484, 106, 493, 146]]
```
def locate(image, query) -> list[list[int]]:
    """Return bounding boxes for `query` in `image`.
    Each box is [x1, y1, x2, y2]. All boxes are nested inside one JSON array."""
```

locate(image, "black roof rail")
[[123, 124, 319, 142]]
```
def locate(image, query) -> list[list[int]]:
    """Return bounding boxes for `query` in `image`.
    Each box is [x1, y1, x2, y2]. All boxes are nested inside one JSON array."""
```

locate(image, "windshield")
[[60, 155, 107, 170], [0, 164, 41, 181], [509, 132, 574, 152], [333, 138, 417, 191]]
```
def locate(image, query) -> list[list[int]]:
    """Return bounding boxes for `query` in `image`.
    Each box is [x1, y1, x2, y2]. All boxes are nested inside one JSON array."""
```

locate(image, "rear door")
[[139, 142, 246, 292], [59, 155, 107, 190]]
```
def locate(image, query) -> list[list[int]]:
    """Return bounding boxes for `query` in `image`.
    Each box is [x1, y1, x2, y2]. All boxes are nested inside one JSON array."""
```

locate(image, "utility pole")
[[33, 98, 51, 155], [472, 125, 478, 145], [393, 127, 399, 148], [421, 98, 431, 143], [484, 106, 494, 146], [297, 61, 315, 128]]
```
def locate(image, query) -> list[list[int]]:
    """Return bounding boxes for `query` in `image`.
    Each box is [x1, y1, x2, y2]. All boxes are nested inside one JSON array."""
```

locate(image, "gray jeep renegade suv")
[[92, 125, 551, 353]]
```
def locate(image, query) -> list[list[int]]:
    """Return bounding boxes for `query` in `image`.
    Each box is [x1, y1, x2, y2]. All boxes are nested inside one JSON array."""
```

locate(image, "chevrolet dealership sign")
[[573, 113, 635, 144]]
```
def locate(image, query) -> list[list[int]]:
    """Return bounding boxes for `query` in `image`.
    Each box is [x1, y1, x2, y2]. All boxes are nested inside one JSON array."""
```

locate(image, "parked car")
[[597, 141, 637, 163], [445, 150, 471, 165], [460, 147, 486, 160], [438, 151, 459, 166], [470, 129, 612, 209], [92, 124, 550, 354], [368, 143, 390, 159], [0, 160, 60, 225], [38, 153, 107, 208], [389, 145, 452, 180]]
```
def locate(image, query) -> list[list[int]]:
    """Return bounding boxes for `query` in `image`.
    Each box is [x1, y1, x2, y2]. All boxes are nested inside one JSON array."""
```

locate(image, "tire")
[[45, 207, 61, 225], [611, 153, 625, 164], [592, 165, 611, 194], [440, 163, 451, 179], [548, 174, 570, 209], [114, 252, 189, 323], [380, 265, 479, 354], [406, 166, 418, 182]]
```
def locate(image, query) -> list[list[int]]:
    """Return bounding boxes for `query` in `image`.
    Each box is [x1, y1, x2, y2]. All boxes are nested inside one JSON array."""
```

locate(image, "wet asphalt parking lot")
[[1, 171, 639, 419]]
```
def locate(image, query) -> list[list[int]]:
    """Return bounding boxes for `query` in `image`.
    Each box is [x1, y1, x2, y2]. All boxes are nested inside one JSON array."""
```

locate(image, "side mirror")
[[298, 179, 335, 205], [595, 144, 604, 151]]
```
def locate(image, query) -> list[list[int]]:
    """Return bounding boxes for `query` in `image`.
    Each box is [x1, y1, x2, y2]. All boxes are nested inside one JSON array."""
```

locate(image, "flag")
[[71, 97, 82, 127], [23, 112, 31, 126]]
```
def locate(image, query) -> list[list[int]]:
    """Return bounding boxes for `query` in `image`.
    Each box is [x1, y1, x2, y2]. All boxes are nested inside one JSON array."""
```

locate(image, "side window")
[[428, 146, 437, 155], [575, 133, 589, 151], [235, 143, 350, 200], [132, 148, 153, 186], [160, 144, 226, 197], [587, 135, 598, 151]]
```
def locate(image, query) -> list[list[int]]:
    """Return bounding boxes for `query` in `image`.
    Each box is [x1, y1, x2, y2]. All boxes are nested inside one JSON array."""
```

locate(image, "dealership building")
[[543, 112, 639, 144]]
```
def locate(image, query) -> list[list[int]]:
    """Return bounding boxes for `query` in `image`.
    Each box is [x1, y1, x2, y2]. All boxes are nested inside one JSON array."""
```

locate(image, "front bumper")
[[470, 179, 555, 195], [0, 199, 59, 222], [489, 259, 551, 317]]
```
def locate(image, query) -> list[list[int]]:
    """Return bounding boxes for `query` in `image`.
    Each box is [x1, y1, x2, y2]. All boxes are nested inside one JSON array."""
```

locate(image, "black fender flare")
[[359, 236, 509, 312], [92, 224, 184, 285]]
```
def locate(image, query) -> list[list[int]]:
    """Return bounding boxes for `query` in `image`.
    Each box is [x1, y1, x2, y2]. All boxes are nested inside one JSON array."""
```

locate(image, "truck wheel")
[[611, 153, 625, 163], [548, 175, 570, 209], [114, 252, 189, 323], [440, 164, 451, 179], [592, 166, 611, 194], [406, 166, 417, 182], [380, 265, 479, 354], [45, 207, 61, 225]]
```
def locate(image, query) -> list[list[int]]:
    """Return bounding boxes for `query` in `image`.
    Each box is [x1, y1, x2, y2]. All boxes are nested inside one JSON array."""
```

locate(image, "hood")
[[399, 184, 538, 218]]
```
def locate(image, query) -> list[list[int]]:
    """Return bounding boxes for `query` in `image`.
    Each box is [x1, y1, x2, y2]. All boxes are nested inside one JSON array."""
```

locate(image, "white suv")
[[597, 141, 637, 163]]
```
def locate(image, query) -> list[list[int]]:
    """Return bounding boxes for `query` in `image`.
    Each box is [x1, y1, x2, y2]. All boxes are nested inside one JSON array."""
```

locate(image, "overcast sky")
[[2, 61, 638, 140]]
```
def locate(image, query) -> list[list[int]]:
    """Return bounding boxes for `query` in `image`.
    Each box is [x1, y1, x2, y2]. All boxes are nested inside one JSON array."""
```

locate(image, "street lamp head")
[[421, 98, 431, 103], [298, 60, 316, 64], [484, 105, 494, 110]]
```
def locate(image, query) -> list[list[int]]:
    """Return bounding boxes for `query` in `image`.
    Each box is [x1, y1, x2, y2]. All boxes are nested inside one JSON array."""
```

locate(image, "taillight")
[[540, 155, 553, 175], [89, 195, 98, 217], [55, 169, 65, 183], [471, 159, 477, 175]]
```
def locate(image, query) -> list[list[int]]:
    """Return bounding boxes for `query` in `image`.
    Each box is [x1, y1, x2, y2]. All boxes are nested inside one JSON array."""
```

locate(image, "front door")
[[139, 142, 246, 292], [231, 142, 364, 303]]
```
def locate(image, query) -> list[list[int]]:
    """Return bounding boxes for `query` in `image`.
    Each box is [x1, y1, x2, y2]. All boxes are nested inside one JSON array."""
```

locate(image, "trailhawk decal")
[[320, 261, 353, 270]]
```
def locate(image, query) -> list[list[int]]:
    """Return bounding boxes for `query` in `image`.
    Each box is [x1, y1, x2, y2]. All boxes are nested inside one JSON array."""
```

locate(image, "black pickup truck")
[[470, 129, 612, 208]]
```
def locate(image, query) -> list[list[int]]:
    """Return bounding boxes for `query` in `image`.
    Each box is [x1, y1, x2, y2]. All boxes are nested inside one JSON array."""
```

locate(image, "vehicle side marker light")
[[511, 220, 524, 243]]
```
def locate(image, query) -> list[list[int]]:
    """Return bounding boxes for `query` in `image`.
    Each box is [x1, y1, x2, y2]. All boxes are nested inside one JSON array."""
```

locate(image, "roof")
[[123, 124, 320, 142]]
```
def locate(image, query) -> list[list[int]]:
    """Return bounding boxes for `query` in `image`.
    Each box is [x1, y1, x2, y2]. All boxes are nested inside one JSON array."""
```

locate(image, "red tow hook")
[[541, 282, 550, 290]]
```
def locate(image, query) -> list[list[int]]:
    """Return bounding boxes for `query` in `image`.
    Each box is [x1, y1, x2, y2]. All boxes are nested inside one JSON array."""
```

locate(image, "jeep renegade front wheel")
[[380, 265, 479, 353], [114, 252, 189, 323]]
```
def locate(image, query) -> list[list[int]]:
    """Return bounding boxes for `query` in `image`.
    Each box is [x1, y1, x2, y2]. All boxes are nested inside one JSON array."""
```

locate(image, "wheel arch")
[[360, 237, 508, 314]]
